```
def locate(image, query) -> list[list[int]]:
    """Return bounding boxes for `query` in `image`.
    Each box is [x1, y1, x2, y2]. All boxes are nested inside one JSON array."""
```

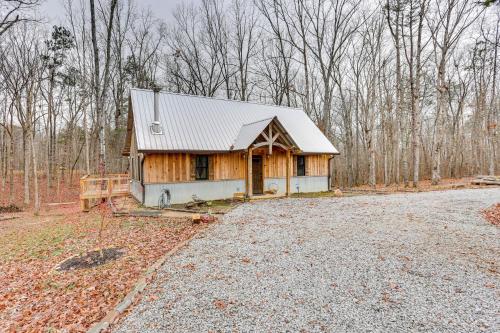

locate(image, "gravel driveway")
[[115, 188, 500, 333]]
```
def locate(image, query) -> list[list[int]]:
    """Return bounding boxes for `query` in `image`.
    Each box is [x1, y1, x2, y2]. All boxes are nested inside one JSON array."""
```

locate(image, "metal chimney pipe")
[[152, 86, 162, 134]]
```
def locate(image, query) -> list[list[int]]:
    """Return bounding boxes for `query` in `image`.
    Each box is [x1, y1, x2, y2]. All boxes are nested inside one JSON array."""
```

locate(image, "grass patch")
[[292, 191, 336, 198], [0, 215, 97, 262], [291, 191, 360, 198]]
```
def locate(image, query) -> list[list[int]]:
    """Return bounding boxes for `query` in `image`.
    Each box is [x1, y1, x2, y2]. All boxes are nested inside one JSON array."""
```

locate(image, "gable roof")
[[126, 88, 339, 154], [232, 117, 275, 151], [231, 116, 298, 152]]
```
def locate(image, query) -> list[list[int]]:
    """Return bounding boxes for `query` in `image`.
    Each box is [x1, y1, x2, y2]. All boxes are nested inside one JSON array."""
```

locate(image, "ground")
[[114, 188, 499, 333], [0, 201, 205, 331]]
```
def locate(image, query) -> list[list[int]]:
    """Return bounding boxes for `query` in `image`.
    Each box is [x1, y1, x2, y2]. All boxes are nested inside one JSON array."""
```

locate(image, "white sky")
[[39, 0, 192, 23]]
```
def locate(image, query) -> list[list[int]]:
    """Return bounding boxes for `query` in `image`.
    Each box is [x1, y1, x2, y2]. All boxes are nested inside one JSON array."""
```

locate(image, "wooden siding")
[[143, 152, 330, 183], [144, 152, 246, 183], [306, 155, 330, 176], [129, 129, 140, 180]]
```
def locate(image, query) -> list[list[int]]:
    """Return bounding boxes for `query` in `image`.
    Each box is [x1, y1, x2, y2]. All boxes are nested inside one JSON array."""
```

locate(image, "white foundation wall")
[[143, 180, 246, 206], [136, 176, 329, 207], [264, 176, 329, 195], [130, 179, 144, 203]]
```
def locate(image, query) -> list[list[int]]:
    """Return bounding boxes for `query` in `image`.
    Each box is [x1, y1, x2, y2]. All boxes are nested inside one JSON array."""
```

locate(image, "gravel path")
[[115, 188, 500, 333]]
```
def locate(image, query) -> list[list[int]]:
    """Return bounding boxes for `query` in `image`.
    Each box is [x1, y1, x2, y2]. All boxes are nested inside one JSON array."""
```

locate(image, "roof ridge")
[[241, 116, 275, 127], [130, 88, 303, 111]]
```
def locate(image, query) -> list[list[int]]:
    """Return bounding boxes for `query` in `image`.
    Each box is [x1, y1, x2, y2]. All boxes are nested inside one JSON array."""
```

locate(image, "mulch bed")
[[56, 247, 125, 271], [0, 204, 22, 214], [483, 203, 500, 226]]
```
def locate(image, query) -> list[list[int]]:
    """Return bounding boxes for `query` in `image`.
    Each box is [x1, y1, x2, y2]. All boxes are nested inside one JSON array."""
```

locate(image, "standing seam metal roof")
[[232, 117, 274, 151], [130, 88, 339, 154]]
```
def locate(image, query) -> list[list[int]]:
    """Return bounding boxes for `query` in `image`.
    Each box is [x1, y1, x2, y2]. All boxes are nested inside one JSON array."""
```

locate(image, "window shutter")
[[208, 155, 215, 180], [304, 156, 309, 176], [190, 154, 196, 180]]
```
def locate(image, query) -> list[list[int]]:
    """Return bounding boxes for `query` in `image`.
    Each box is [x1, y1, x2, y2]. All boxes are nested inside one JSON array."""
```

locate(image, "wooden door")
[[252, 156, 263, 194]]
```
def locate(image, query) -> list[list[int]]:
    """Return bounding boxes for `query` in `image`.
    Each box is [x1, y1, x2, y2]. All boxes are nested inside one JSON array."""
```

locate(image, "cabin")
[[123, 88, 339, 206]]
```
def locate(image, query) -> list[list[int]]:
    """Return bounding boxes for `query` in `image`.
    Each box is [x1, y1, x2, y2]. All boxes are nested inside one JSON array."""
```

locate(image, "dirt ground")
[[349, 177, 476, 192], [0, 197, 206, 332], [0, 173, 81, 210]]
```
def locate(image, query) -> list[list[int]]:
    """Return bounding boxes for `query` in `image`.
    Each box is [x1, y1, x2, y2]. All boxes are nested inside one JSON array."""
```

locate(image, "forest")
[[0, 0, 499, 213]]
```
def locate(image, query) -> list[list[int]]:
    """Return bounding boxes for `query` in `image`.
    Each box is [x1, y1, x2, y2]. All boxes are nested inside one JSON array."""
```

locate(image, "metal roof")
[[232, 117, 273, 151], [129, 88, 339, 154]]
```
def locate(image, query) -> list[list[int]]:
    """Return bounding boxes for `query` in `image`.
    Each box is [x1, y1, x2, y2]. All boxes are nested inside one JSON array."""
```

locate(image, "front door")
[[252, 156, 263, 194]]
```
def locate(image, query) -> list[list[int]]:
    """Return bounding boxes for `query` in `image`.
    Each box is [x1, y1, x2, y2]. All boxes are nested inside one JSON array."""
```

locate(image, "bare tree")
[[90, 0, 118, 176], [230, 0, 259, 101], [427, 0, 483, 184], [302, 0, 361, 138], [0, 0, 40, 36]]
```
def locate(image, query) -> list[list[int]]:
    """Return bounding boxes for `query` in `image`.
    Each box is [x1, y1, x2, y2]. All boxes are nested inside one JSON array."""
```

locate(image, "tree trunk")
[[368, 130, 376, 188], [402, 138, 409, 187], [23, 129, 30, 206], [83, 105, 90, 174], [47, 69, 55, 190], [487, 23, 498, 176], [9, 112, 14, 204], [432, 60, 447, 185], [30, 128, 40, 214]]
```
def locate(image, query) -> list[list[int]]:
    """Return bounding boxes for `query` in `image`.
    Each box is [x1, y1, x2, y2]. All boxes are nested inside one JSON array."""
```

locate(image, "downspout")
[[140, 153, 146, 205], [328, 155, 335, 191]]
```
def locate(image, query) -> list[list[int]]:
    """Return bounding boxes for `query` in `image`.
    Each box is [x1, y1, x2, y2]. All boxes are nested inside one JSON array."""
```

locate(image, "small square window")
[[195, 155, 209, 180], [297, 155, 306, 176]]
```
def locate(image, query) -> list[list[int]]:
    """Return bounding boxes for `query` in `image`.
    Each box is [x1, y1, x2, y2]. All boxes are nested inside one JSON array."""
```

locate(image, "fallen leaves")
[[482, 203, 500, 226], [241, 257, 251, 264], [0, 201, 206, 332], [213, 299, 227, 310], [484, 282, 496, 289], [182, 263, 196, 271], [389, 282, 401, 291]]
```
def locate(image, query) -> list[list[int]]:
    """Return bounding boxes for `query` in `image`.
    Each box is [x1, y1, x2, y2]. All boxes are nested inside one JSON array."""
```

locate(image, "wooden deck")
[[80, 174, 130, 211]]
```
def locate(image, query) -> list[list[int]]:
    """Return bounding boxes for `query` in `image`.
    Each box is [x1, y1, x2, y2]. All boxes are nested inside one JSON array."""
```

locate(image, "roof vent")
[[151, 86, 163, 135]]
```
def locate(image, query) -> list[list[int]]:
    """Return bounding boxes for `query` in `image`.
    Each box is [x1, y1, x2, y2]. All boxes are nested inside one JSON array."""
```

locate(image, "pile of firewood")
[[471, 175, 500, 186]]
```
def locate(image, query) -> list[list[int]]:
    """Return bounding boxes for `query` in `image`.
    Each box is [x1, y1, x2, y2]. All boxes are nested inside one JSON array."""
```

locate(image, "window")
[[195, 155, 209, 180], [297, 155, 306, 176]]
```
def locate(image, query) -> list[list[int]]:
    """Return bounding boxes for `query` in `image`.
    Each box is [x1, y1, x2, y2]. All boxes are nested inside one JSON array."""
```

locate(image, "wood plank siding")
[[144, 153, 246, 183], [142, 151, 330, 184]]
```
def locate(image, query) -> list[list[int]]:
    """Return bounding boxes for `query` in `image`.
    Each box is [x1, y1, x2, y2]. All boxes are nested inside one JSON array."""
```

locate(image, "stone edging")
[[87, 226, 209, 333]]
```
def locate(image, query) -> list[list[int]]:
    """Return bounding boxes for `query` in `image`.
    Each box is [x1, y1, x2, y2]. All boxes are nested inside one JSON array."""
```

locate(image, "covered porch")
[[231, 116, 299, 199]]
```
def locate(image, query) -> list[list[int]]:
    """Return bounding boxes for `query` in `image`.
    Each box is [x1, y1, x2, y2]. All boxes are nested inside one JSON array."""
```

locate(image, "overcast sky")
[[40, 0, 190, 23]]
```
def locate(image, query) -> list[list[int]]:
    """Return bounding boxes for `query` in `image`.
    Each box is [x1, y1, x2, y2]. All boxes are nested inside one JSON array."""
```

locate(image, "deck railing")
[[80, 174, 130, 211]]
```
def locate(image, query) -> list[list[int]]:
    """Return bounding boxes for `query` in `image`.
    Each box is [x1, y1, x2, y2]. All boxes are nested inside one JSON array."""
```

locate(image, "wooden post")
[[268, 125, 273, 155], [108, 177, 113, 198], [247, 147, 253, 198], [286, 149, 291, 196], [80, 177, 88, 212]]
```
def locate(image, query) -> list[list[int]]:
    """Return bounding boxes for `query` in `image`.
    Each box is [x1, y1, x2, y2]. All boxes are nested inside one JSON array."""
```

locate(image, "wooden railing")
[[80, 174, 130, 211]]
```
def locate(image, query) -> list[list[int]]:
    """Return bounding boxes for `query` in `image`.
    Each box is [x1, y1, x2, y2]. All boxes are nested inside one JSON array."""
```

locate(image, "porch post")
[[247, 147, 253, 198], [286, 149, 291, 197]]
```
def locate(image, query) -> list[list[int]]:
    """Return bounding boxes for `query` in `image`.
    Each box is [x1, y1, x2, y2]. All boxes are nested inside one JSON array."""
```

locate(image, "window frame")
[[297, 155, 306, 177], [195, 155, 209, 180]]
